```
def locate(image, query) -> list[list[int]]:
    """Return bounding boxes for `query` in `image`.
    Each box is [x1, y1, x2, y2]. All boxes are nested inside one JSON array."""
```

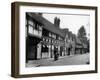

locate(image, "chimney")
[[36, 13, 42, 16], [54, 17, 60, 28], [68, 31, 72, 39], [38, 13, 42, 16]]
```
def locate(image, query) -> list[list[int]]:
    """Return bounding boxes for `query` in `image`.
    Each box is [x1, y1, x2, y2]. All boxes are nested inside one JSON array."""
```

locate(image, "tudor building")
[[26, 13, 43, 62], [26, 13, 65, 62]]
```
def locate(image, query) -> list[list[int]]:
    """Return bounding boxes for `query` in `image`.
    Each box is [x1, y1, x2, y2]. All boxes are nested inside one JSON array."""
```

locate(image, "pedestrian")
[[54, 50, 57, 61], [57, 52, 59, 60], [68, 48, 70, 56]]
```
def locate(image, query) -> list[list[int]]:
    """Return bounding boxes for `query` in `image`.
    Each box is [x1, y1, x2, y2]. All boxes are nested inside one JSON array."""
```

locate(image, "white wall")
[[0, 0, 100, 80]]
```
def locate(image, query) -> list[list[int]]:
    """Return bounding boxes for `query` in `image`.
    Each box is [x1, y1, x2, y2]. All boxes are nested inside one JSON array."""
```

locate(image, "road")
[[26, 53, 90, 67]]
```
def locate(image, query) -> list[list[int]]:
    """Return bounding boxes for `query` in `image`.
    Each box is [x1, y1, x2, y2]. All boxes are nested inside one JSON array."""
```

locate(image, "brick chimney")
[[54, 17, 60, 28], [38, 13, 42, 16]]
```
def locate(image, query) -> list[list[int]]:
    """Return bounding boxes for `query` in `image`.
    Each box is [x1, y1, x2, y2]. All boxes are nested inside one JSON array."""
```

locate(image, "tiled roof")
[[28, 13, 65, 38]]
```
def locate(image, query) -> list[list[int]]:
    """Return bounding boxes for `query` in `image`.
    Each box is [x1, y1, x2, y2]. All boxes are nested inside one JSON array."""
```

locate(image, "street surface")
[[26, 53, 89, 67]]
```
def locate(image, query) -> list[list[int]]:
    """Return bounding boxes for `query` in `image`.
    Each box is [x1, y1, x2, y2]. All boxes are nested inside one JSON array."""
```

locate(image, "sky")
[[43, 13, 90, 38]]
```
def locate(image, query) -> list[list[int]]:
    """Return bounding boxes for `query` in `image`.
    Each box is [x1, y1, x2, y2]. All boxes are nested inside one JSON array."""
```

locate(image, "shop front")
[[26, 35, 41, 62]]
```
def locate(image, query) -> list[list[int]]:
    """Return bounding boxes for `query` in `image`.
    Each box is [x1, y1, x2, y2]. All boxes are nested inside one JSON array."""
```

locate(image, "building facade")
[[26, 13, 65, 62], [26, 13, 89, 62]]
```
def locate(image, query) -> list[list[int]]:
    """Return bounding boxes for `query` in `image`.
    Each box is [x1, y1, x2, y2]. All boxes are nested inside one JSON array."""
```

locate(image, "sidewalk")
[[26, 57, 56, 67], [26, 53, 89, 67]]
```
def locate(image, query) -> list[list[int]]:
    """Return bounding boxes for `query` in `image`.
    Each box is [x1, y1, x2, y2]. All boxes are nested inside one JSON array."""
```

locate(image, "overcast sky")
[[43, 13, 90, 38]]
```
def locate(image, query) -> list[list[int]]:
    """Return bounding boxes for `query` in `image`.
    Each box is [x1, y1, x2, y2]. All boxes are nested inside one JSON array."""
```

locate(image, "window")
[[39, 26, 42, 31], [43, 38, 45, 41], [28, 20, 33, 25], [37, 24, 42, 37], [52, 40, 54, 43], [52, 34, 56, 39], [54, 35, 56, 39], [59, 37, 63, 40], [27, 19, 42, 37], [27, 19, 35, 35], [49, 33, 51, 37], [46, 39, 48, 42], [28, 25, 34, 34], [58, 37, 61, 40], [28, 19, 35, 27]]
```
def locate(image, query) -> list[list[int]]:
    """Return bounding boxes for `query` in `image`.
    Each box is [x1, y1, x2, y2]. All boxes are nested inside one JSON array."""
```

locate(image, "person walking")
[[54, 50, 58, 61]]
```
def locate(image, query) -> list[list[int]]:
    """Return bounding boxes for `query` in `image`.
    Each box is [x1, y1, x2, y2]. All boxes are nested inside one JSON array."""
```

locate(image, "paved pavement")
[[26, 53, 90, 67]]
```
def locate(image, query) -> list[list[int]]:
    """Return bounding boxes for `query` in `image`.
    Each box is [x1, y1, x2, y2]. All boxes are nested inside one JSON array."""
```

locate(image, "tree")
[[77, 26, 90, 54], [77, 26, 86, 38], [77, 25, 88, 44]]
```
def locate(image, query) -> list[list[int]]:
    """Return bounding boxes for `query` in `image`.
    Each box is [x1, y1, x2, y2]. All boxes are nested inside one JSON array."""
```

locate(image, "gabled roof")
[[27, 13, 65, 38], [61, 29, 69, 37], [76, 38, 82, 45]]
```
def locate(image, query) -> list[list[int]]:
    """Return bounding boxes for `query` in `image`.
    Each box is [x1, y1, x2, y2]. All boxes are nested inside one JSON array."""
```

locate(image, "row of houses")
[[26, 13, 89, 62]]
